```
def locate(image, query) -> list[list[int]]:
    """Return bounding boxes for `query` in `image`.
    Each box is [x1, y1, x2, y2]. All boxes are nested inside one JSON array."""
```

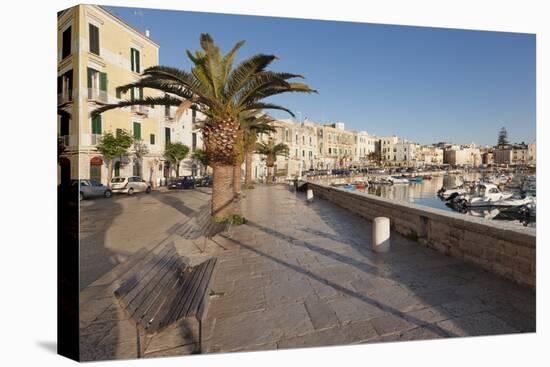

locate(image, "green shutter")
[[150, 134, 155, 145], [130, 48, 135, 71], [130, 88, 135, 100], [116, 88, 121, 99], [133, 122, 141, 140], [139, 87, 143, 99], [91, 115, 102, 134], [135, 49, 140, 73], [99, 72, 107, 91], [87, 68, 93, 88]]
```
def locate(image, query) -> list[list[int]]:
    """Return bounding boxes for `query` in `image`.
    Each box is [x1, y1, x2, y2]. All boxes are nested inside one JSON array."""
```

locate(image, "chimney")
[[145, 29, 150, 38]]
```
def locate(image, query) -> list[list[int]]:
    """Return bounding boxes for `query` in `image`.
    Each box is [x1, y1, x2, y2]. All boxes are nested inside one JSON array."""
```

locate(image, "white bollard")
[[372, 217, 390, 253], [307, 189, 314, 201]]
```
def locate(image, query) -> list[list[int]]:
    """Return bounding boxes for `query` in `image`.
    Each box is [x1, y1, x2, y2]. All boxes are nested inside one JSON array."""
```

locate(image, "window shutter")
[[130, 48, 135, 71], [130, 88, 135, 100], [150, 134, 155, 145], [92, 115, 102, 134], [135, 49, 140, 73], [139, 87, 143, 99], [89, 24, 99, 55], [99, 72, 107, 92], [87, 68, 93, 88], [62, 27, 71, 59], [116, 88, 121, 99], [57, 76, 62, 94], [133, 122, 141, 140]]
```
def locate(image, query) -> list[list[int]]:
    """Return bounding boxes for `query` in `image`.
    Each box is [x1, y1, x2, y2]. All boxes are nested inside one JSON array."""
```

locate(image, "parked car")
[[77, 179, 112, 201], [169, 176, 197, 189], [110, 176, 151, 195], [197, 175, 213, 187]]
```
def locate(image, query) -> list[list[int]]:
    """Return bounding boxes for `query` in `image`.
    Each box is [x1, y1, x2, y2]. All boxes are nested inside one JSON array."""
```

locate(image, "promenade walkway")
[[79, 184, 535, 360]]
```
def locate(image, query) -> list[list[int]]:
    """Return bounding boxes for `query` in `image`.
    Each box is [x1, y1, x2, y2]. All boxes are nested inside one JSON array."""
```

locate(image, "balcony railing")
[[88, 88, 108, 103], [131, 105, 149, 116], [57, 90, 73, 105], [91, 134, 102, 145], [60, 135, 71, 147]]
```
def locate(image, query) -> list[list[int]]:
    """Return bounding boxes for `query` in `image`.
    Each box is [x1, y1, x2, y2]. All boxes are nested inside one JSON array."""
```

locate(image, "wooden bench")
[[114, 244, 218, 356]]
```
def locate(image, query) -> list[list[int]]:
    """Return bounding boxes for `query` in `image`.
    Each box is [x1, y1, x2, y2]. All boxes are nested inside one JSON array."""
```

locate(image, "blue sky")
[[107, 5, 536, 146]]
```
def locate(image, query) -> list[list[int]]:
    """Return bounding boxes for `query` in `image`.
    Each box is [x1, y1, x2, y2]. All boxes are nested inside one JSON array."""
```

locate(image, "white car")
[[110, 176, 151, 195]]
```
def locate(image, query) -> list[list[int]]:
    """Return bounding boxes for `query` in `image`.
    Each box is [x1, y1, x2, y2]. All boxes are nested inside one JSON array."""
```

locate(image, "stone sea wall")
[[307, 182, 536, 288]]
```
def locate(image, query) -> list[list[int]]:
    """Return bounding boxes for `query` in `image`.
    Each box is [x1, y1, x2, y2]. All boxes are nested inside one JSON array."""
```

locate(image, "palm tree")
[[92, 34, 316, 220], [192, 148, 209, 175], [239, 111, 276, 189], [256, 138, 289, 184]]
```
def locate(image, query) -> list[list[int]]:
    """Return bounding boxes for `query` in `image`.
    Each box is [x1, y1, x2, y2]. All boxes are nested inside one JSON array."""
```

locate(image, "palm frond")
[[241, 102, 296, 117], [224, 54, 277, 101], [90, 95, 183, 117]]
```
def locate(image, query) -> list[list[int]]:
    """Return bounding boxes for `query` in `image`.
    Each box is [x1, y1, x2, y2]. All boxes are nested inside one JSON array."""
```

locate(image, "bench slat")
[[176, 261, 211, 320], [115, 245, 174, 301], [131, 254, 184, 322], [120, 246, 177, 310], [186, 258, 217, 318]]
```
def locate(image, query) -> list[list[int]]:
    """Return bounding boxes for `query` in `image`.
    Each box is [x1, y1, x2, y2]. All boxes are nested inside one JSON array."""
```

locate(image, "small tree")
[[133, 139, 149, 177], [256, 138, 289, 184], [96, 130, 134, 184], [192, 148, 210, 174], [498, 127, 509, 146], [164, 143, 190, 177]]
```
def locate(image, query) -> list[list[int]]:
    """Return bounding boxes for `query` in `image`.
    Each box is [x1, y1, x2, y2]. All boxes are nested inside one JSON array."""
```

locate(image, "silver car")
[[77, 179, 112, 201], [111, 176, 152, 195]]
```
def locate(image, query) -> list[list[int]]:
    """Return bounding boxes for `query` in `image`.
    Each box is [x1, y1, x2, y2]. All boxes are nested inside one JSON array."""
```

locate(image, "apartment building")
[[416, 145, 444, 165], [494, 143, 533, 165], [318, 122, 356, 169], [443, 145, 481, 167], [355, 131, 378, 164], [58, 5, 168, 185]]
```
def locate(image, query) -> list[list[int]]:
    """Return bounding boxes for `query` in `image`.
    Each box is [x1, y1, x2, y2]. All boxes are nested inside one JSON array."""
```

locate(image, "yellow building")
[[57, 5, 165, 185]]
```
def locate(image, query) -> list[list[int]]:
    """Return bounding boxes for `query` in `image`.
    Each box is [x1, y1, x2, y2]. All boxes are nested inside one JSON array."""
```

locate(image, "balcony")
[[88, 88, 108, 104], [91, 133, 102, 145], [57, 90, 73, 105], [131, 105, 149, 116]]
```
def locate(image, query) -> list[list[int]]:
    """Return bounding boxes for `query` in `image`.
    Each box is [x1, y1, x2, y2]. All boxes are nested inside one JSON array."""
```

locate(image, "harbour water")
[[314, 172, 535, 227]]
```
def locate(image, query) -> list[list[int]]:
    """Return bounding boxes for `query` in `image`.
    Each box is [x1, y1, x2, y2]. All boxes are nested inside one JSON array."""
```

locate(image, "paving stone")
[[208, 286, 266, 319], [304, 297, 339, 330], [265, 279, 316, 308], [370, 314, 416, 336], [144, 320, 198, 354], [209, 302, 314, 352], [328, 296, 386, 324], [277, 319, 378, 349], [404, 306, 453, 326], [435, 312, 519, 337]]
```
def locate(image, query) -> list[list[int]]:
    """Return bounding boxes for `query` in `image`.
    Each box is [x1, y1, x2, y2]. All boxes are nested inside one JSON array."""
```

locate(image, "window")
[[150, 134, 155, 145], [114, 161, 121, 177], [133, 122, 141, 140], [57, 70, 73, 100], [89, 24, 100, 55], [130, 87, 143, 100], [130, 47, 140, 73], [60, 115, 70, 136], [192, 107, 197, 124], [133, 161, 141, 177], [302, 150, 305, 157], [91, 115, 102, 135], [192, 132, 197, 151], [165, 127, 171, 145], [87, 68, 107, 92], [164, 104, 170, 117], [62, 26, 71, 59]]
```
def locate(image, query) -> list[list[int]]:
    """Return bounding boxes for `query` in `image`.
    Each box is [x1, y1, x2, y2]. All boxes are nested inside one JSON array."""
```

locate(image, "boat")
[[389, 176, 409, 184], [408, 176, 424, 183], [353, 180, 367, 189], [455, 184, 515, 208], [343, 183, 356, 190], [422, 175, 433, 180], [438, 186, 468, 200]]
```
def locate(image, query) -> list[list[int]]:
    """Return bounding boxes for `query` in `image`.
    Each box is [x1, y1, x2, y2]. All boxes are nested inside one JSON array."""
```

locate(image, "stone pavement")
[[79, 184, 535, 361]]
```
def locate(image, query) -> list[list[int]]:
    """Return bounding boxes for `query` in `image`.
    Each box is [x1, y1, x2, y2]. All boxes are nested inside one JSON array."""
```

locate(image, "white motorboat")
[[389, 176, 409, 184], [439, 187, 468, 200], [456, 183, 514, 207], [491, 196, 535, 208]]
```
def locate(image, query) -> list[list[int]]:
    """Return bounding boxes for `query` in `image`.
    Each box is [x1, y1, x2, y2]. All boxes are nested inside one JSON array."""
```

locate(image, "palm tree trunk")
[[212, 164, 234, 220], [245, 151, 253, 187], [176, 162, 180, 178], [233, 162, 242, 196]]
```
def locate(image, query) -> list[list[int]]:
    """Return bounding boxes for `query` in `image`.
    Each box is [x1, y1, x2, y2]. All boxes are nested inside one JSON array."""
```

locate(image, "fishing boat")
[[422, 175, 433, 180], [353, 180, 368, 189], [389, 176, 409, 184], [343, 183, 356, 190]]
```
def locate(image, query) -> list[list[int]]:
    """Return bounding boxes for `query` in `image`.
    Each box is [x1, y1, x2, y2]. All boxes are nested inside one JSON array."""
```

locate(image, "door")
[[90, 157, 102, 183]]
